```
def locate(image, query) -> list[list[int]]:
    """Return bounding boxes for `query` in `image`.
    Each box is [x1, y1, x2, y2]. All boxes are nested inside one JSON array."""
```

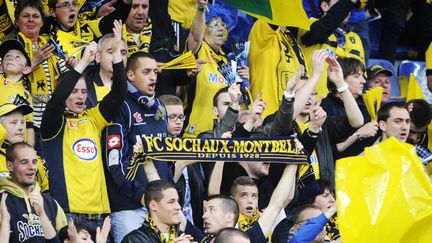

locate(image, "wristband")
[[336, 82, 349, 93], [307, 129, 320, 138], [283, 90, 295, 100]]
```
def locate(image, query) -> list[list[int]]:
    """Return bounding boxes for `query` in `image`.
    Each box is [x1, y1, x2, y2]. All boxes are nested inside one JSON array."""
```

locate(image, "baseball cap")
[[0, 94, 33, 117], [366, 64, 393, 80], [0, 39, 31, 66]]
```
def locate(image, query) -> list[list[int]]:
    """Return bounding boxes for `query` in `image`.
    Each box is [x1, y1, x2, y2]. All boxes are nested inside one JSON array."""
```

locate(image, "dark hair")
[[212, 86, 229, 107], [207, 194, 239, 223], [48, 0, 58, 9], [6, 142, 32, 163], [292, 204, 321, 225], [58, 222, 92, 242], [214, 227, 250, 243], [230, 176, 257, 196], [144, 180, 177, 209], [126, 51, 156, 72], [304, 179, 334, 205], [327, 57, 365, 94], [15, 0, 45, 24], [159, 95, 183, 106], [407, 99, 432, 128], [377, 101, 408, 123]]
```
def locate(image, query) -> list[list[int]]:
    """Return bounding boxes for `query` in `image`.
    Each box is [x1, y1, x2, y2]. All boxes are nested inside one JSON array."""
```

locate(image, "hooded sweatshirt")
[[0, 178, 67, 242]]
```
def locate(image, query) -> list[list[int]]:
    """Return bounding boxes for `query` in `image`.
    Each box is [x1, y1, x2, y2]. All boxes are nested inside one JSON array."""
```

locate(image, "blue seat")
[[367, 59, 400, 97], [398, 60, 426, 79]]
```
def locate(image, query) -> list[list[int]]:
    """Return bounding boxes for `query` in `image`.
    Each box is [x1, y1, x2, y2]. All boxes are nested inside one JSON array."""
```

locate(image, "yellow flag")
[[362, 87, 383, 121], [168, 0, 196, 29], [336, 137, 432, 242], [406, 73, 425, 101], [223, 0, 310, 30], [160, 51, 197, 70], [397, 75, 408, 99], [54, 30, 89, 58]]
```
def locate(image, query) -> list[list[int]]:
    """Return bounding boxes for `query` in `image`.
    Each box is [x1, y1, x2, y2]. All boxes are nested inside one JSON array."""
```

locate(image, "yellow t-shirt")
[[183, 42, 228, 138], [249, 20, 308, 118], [42, 105, 111, 214]]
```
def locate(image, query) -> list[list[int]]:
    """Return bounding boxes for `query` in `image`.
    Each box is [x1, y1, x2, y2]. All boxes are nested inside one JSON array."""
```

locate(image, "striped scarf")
[[146, 215, 178, 243]]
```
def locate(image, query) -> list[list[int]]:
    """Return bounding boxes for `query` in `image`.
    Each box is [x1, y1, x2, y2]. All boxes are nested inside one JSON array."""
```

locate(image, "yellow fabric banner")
[[336, 137, 432, 242]]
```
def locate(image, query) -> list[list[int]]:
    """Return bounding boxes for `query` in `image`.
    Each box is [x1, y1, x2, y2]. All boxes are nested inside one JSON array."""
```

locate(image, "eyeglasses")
[[208, 20, 227, 28], [55, 1, 78, 9], [168, 114, 185, 122]]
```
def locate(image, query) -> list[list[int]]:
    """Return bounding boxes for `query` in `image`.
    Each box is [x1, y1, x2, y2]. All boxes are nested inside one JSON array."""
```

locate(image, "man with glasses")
[[102, 52, 173, 242], [159, 95, 206, 229], [48, 0, 132, 58]]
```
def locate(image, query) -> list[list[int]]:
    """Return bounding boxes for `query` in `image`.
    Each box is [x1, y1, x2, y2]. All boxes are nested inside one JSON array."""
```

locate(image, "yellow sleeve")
[[88, 104, 111, 130], [36, 156, 49, 192], [426, 42, 432, 73], [55, 202, 68, 232], [85, 18, 103, 38]]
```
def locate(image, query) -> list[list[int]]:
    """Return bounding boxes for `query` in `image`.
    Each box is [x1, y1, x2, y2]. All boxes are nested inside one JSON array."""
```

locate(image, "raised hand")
[[197, 0, 208, 11], [251, 91, 266, 119], [309, 97, 326, 133], [0, 193, 10, 224], [228, 83, 242, 109], [82, 41, 98, 64], [286, 65, 304, 95], [96, 0, 117, 18], [112, 20, 123, 55], [238, 66, 250, 81], [326, 57, 346, 88], [96, 216, 111, 243], [311, 49, 329, 77]]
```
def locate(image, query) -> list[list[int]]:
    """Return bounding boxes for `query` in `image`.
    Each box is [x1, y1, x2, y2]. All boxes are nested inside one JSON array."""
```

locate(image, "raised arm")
[[99, 20, 128, 122], [301, 0, 356, 46], [258, 164, 298, 236], [187, 0, 207, 54], [293, 50, 328, 119], [96, 0, 132, 36], [327, 57, 364, 128], [41, 42, 97, 139]]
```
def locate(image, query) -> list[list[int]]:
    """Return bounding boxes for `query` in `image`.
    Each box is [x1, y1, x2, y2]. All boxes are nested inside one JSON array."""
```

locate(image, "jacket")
[[103, 82, 173, 212], [0, 179, 67, 243], [121, 220, 161, 243]]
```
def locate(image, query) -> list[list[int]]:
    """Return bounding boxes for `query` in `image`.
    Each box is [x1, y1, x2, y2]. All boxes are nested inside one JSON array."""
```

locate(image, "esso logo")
[[72, 138, 97, 161]]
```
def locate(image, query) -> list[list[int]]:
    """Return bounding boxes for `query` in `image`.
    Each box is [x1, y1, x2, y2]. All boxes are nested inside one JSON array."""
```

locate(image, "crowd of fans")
[[0, 0, 430, 242]]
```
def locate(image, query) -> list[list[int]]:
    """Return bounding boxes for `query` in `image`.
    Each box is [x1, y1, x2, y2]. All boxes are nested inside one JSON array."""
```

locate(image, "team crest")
[[133, 112, 143, 123]]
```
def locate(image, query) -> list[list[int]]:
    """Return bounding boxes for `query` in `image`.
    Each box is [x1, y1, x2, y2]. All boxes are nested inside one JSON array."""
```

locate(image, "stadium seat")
[[367, 59, 400, 97], [398, 60, 426, 78]]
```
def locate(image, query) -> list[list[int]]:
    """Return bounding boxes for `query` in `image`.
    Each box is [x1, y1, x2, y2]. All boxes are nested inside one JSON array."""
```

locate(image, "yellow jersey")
[[183, 42, 228, 138]]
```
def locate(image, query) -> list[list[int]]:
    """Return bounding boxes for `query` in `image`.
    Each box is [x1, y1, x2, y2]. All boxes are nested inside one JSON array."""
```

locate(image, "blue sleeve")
[[289, 214, 329, 243], [103, 104, 147, 204]]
